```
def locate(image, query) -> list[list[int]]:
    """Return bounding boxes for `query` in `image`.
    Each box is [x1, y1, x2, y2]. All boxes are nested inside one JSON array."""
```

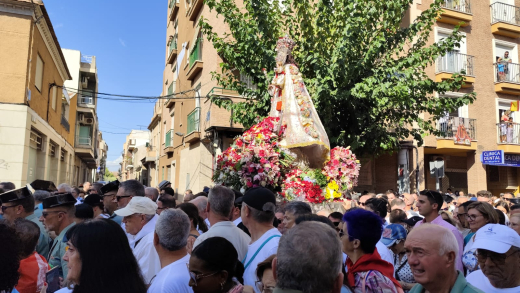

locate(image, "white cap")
[[115, 196, 157, 217], [472, 224, 520, 253]]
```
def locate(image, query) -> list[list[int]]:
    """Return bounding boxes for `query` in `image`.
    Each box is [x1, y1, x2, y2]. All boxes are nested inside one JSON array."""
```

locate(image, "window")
[[35, 54, 44, 91], [195, 84, 201, 108], [30, 131, 43, 150], [60, 149, 66, 162], [49, 143, 57, 157], [51, 86, 57, 110], [167, 166, 172, 182]]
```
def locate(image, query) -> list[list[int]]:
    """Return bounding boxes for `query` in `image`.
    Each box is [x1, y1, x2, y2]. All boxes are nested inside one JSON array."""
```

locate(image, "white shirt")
[[193, 221, 251, 261], [133, 232, 161, 285], [55, 288, 73, 293], [126, 214, 158, 248], [233, 217, 242, 226], [205, 218, 211, 229], [467, 269, 520, 292], [243, 228, 281, 293], [147, 254, 193, 293], [406, 210, 421, 218], [376, 241, 394, 268]]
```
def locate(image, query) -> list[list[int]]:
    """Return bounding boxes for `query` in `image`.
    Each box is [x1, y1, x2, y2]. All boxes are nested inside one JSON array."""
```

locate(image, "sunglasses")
[[186, 263, 219, 286], [276, 218, 283, 224], [332, 221, 340, 227], [358, 202, 367, 206], [476, 249, 519, 265], [41, 211, 65, 218], [116, 195, 131, 201], [1, 205, 18, 212]]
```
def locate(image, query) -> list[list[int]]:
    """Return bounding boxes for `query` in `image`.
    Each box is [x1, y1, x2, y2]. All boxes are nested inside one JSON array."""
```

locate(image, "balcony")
[[165, 130, 174, 154], [75, 136, 95, 164], [435, 52, 475, 88], [436, 116, 477, 150], [187, 38, 203, 80], [186, 107, 201, 143], [60, 116, 70, 132], [437, 0, 472, 27], [167, 35, 178, 65], [497, 122, 520, 153], [76, 136, 92, 147], [187, 0, 203, 21], [494, 62, 520, 95], [490, 2, 520, 38], [128, 139, 136, 151], [169, 0, 180, 21], [78, 95, 95, 108]]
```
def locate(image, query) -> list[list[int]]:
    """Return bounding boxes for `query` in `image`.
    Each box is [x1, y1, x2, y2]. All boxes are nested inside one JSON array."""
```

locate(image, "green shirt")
[[409, 271, 484, 293], [48, 222, 75, 279], [26, 213, 50, 258]]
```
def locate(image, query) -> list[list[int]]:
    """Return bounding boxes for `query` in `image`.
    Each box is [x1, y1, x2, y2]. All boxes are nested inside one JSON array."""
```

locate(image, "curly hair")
[[0, 219, 21, 292]]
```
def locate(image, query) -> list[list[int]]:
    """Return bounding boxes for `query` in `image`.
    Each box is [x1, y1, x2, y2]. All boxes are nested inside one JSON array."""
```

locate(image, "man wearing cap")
[[382, 224, 417, 291], [241, 187, 281, 292], [40, 193, 76, 279], [415, 190, 464, 272], [232, 191, 251, 236], [192, 186, 250, 260], [115, 196, 160, 284], [100, 180, 122, 224], [466, 224, 520, 292], [83, 194, 108, 219], [0, 187, 51, 257]]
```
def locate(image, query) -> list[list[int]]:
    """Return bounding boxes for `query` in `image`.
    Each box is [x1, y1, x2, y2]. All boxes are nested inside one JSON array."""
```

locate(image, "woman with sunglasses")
[[188, 237, 245, 293], [381, 224, 416, 292], [59, 219, 147, 293], [462, 201, 499, 275]]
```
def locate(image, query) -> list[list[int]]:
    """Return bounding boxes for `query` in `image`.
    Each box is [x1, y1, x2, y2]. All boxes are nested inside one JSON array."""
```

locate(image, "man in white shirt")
[[148, 209, 193, 293], [466, 224, 520, 293], [190, 195, 211, 231], [192, 186, 250, 260], [241, 187, 281, 293], [115, 196, 160, 284]]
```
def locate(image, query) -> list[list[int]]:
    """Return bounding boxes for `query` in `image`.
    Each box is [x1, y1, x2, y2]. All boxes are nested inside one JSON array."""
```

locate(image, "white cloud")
[[54, 23, 64, 28], [119, 38, 126, 47], [106, 156, 122, 171]]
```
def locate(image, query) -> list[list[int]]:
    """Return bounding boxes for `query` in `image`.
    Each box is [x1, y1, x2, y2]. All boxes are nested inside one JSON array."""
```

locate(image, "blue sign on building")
[[481, 150, 520, 167]]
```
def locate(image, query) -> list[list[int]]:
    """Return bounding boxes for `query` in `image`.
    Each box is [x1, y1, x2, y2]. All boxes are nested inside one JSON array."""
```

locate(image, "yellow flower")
[[325, 181, 341, 200]]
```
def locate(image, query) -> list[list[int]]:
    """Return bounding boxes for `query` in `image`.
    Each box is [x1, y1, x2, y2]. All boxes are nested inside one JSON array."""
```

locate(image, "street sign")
[[429, 160, 445, 178], [481, 150, 504, 165]]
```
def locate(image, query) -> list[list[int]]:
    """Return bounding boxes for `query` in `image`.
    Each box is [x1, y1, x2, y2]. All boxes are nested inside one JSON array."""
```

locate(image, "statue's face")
[[275, 61, 284, 72]]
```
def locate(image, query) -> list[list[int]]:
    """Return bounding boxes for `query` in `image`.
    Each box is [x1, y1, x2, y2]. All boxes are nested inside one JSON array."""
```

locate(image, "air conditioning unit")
[[84, 118, 94, 125], [82, 77, 88, 88]]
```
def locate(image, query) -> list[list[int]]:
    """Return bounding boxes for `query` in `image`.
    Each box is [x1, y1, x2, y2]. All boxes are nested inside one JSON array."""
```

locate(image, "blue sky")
[[45, 0, 167, 171]]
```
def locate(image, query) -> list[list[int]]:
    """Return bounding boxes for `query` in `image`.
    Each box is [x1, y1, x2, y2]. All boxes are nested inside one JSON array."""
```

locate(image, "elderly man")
[[241, 187, 281, 292], [114, 179, 145, 209], [407, 224, 483, 293], [415, 190, 464, 272], [466, 224, 520, 292], [100, 180, 122, 224], [192, 186, 250, 260], [148, 209, 193, 293], [39, 193, 76, 279], [190, 195, 210, 230], [145, 187, 159, 202], [282, 201, 312, 233], [57, 183, 79, 205], [0, 187, 51, 257], [273, 221, 343, 293], [115, 196, 160, 284]]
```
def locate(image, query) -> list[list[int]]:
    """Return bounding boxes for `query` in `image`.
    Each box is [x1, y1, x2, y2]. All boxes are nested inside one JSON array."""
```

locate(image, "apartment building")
[[145, 0, 244, 197], [358, 0, 520, 195], [0, 0, 77, 187], [96, 131, 108, 181], [120, 130, 150, 184], [61, 49, 102, 185]]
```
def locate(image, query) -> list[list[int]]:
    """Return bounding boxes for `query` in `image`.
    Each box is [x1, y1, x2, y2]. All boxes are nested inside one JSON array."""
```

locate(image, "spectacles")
[[332, 221, 340, 227], [255, 281, 275, 293], [116, 195, 131, 201], [1, 205, 18, 212], [358, 202, 367, 206], [41, 211, 65, 218], [476, 249, 520, 265], [186, 263, 219, 286], [466, 214, 482, 221]]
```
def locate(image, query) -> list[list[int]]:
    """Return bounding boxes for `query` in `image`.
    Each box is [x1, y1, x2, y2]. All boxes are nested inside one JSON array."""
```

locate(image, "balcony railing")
[[81, 55, 93, 64], [165, 130, 173, 148], [495, 62, 520, 83], [61, 116, 70, 132], [76, 136, 92, 146], [497, 122, 520, 145], [437, 116, 477, 142], [79, 95, 94, 105], [441, 0, 471, 14], [490, 2, 520, 25], [189, 38, 203, 68], [187, 107, 200, 135], [169, 35, 177, 54], [436, 52, 474, 76]]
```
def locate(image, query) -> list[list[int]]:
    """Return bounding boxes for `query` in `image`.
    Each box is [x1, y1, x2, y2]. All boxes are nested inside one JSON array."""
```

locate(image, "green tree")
[[104, 167, 117, 181], [201, 0, 476, 155]]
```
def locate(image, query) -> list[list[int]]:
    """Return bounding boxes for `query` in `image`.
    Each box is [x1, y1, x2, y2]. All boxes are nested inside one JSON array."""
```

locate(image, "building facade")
[[359, 0, 520, 195], [0, 0, 77, 188], [120, 130, 150, 184]]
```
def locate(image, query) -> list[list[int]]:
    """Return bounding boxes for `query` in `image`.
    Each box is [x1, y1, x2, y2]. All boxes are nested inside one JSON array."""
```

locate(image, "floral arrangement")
[[322, 147, 361, 192]]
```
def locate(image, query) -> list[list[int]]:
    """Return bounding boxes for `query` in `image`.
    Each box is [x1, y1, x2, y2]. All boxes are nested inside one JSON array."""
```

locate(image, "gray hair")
[[155, 209, 190, 251], [57, 183, 72, 193], [276, 221, 342, 292], [119, 180, 145, 197], [285, 201, 312, 217], [33, 190, 51, 202], [208, 185, 235, 218], [145, 187, 159, 201], [190, 196, 208, 214]]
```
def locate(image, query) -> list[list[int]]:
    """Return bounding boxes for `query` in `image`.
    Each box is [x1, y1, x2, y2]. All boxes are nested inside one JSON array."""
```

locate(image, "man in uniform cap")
[[40, 193, 76, 278], [100, 180, 122, 224], [83, 194, 107, 219], [0, 187, 51, 257]]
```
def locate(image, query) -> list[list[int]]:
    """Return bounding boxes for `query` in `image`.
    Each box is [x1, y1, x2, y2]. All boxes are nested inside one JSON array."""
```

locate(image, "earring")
[[220, 282, 224, 291]]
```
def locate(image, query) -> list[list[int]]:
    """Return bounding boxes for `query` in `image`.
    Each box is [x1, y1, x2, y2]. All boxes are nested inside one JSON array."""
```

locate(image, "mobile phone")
[[46, 266, 61, 293]]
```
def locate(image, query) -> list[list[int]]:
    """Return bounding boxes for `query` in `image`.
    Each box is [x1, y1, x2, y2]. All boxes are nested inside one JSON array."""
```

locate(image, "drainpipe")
[[400, 145, 420, 193]]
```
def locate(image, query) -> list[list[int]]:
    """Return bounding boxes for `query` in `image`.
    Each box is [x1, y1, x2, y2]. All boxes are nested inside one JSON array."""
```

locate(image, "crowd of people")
[[1, 179, 520, 293]]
